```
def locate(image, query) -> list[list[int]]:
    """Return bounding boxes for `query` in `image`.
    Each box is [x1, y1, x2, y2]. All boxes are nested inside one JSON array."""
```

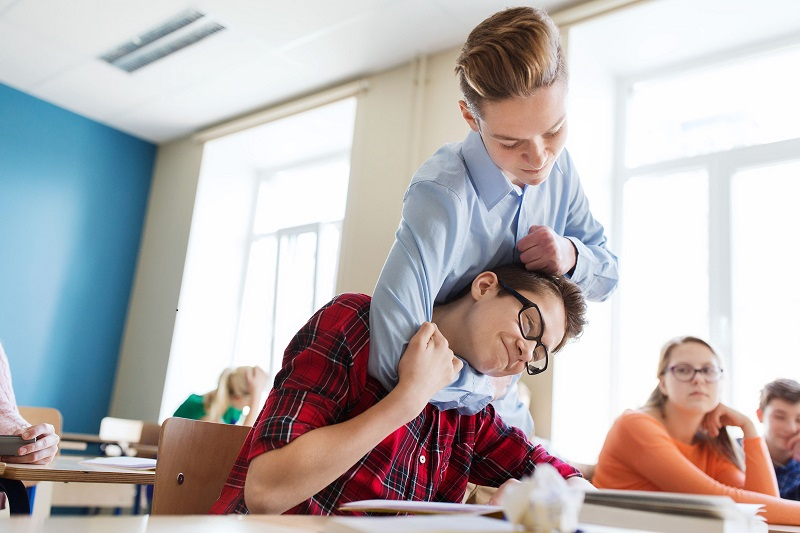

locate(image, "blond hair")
[[204, 366, 253, 423], [455, 6, 567, 119]]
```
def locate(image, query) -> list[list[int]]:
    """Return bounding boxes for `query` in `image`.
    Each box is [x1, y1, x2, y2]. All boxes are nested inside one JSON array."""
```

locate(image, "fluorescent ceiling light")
[[100, 9, 226, 73]]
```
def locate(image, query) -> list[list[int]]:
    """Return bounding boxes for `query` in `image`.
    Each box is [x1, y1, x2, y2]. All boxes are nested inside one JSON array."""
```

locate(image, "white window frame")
[[231, 151, 350, 376], [609, 52, 800, 419]]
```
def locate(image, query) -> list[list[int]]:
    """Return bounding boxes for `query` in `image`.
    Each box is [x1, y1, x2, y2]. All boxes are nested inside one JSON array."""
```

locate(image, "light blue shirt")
[[368, 130, 619, 434]]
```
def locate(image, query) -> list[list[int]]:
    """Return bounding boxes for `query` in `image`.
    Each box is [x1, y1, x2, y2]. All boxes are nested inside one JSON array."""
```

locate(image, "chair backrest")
[[18, 406, 63, 438], [16, 406, 64, 515], [99, 416, 161, 458], [99, 416, 160, 444], [151, 417, 251, 515]]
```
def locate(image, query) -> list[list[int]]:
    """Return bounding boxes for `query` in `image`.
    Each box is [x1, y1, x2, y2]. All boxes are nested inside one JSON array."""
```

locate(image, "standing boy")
[[369, 7, 618, 435], [757, 378, 800, 500]]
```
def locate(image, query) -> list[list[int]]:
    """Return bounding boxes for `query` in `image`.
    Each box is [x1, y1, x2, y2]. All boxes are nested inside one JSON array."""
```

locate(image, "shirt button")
[[419, 455, 426, 464]]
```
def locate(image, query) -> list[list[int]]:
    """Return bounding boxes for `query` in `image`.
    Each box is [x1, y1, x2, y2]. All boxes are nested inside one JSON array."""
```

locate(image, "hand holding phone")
[[2, 423, 59, 464], [0, 435, 36, 456]]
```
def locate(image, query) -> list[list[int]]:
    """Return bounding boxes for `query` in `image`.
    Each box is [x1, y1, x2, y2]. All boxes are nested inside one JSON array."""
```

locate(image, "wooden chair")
[[98, 416, 160, 458], [151, 417, 250, 515], [97, 416, 161, 513], [53, 416, 160, 514], [17, 407, 63, 440]]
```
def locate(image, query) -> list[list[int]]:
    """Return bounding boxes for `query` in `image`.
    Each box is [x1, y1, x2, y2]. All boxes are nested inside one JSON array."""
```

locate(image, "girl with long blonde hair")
[[174, 366, 268, 426]]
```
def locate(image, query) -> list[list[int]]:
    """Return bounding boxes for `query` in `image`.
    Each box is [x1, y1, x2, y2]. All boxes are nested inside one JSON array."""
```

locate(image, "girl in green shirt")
[[173, 366, 268, 426]]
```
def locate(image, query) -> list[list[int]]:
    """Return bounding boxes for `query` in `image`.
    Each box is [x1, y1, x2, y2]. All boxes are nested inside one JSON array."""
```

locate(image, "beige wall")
[[335, 62, 419, 296], [337, 49, 469, 295], [111, 44, 554, 434], [110, 138, 204, 421]]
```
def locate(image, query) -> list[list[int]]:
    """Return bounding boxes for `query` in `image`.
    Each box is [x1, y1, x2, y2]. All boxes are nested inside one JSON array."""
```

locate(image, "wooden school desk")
[[3, 514, 326, 532], [0, 455, 154, 515], [2, 514, 799, 533]]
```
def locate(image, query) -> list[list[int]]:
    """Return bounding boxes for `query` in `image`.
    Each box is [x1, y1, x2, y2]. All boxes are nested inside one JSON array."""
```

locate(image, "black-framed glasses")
[[497, 280, 549, 375], [664, 364, 723, 383]]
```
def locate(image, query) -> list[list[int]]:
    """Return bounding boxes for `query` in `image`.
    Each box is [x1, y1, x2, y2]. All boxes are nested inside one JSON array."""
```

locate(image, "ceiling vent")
[[100, 9, 226, 73]]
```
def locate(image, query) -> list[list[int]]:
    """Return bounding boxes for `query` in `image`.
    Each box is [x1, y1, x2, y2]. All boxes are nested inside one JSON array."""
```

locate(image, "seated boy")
[[757, 378, 800, 500], [210, 263, 590, 515]]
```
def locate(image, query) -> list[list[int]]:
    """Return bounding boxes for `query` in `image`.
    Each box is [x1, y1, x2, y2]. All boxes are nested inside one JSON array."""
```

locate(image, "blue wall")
[[0, 83, 156, 433]]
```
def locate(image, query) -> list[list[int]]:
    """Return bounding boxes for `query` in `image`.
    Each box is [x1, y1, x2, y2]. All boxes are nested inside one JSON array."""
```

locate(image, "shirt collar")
[[461, 129, 565, 209], [461, 130, 516, 210]]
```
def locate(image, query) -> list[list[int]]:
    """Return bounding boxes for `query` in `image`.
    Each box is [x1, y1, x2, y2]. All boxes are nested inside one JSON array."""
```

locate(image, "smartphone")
[[0, 435, 36, 456]]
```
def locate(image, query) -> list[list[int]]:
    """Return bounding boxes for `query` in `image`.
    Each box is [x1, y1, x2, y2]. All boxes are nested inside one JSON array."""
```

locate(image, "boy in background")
[[757, 378, 800, 500]]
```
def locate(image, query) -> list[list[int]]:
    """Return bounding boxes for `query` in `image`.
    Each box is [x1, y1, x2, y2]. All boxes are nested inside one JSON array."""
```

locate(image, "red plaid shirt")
[[210, 293, 580, 515]]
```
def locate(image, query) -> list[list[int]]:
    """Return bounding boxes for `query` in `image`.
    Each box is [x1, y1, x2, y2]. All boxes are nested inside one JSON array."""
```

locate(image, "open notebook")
[[339, 499, 500, 516], [325, 515, 514, 533], [79, 456, 157, 470], [339, 490, 767, 533]]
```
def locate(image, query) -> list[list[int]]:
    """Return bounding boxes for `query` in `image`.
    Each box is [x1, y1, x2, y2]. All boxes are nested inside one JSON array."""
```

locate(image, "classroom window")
[[729, 160, 800, 412], [625, 45, 800, 168], [616, 169, 711, 411], [617, 47, 800, 428], [160, 98, 356, 421], [234, 157, 349, 379], [552, 3, 800, 463]]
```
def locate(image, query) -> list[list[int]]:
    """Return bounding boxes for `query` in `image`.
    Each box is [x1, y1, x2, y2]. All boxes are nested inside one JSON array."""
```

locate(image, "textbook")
[[339, 491, 767, 533], [578, 489, 767, 533]]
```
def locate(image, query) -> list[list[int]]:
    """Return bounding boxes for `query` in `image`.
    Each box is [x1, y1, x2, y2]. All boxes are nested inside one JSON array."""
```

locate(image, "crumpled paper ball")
[[501, 463, 585, 532]]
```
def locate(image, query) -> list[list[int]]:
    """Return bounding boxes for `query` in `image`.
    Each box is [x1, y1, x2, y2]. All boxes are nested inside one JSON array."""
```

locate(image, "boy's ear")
[[459, 100, 480, 132], [471, 271, 499, 301], [756, 408, 764, 423]]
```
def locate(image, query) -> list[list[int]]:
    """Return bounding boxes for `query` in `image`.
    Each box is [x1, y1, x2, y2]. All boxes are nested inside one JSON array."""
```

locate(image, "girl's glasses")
[[665, 364, 723, 383]]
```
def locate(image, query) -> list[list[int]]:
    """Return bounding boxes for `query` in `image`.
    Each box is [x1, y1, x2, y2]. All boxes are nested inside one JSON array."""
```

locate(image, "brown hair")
[[454, 6, 567, 119], [759, 378, 800, 411], [492, 263, 586, 353], [644, 336, 744, 471]]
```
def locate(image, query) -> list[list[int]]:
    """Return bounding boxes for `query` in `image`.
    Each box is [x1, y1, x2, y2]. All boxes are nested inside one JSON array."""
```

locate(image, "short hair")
[[491, 263, 586, 353], [759, 378, 800, 411], [454, 6, 567, 119]]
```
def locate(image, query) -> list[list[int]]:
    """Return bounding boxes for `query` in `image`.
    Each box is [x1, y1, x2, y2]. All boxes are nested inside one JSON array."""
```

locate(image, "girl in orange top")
[[593, 336, 800, 525]]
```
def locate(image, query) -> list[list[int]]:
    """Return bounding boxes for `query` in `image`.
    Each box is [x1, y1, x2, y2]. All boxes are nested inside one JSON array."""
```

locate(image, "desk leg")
[[0, 477, 31, 514]]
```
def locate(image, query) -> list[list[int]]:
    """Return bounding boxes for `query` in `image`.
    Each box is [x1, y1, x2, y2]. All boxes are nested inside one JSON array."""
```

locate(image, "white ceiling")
[[0, 0, 575, 144], [5, 0, 799, 146]]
